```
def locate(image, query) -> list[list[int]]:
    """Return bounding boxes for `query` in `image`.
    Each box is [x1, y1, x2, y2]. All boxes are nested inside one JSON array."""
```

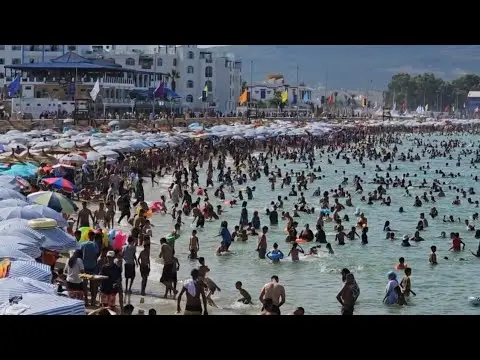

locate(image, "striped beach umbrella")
[[27, 191, 77, 214], [0, 277, 56, 303], [8, 261, 51, 283], [0, 199, 29, 208], [0, 205, 68, 227], [0, 189, 26, 201], [0, 293, 85, 315], [0, 245, 34, 261], [0, 235, 42, 259], [0, 219, 78, 252]]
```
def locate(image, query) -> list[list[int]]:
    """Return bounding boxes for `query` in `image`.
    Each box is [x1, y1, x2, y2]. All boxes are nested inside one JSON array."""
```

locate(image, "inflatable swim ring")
[[197, 188, 204, 196], [166, 235, 176, 243], [224, 200, 233, 205], [320, 208, 331, 215], [395, 264, 408, 270], [28, 218, 57, 230], [295, 238, 308, 244], [267, 252, 283, 261], [136, 207, 152, 217], [468, 296, 480, 306]]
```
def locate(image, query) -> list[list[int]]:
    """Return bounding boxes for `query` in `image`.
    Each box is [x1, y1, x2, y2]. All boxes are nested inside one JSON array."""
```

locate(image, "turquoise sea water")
[[129, 133, 480, 315]]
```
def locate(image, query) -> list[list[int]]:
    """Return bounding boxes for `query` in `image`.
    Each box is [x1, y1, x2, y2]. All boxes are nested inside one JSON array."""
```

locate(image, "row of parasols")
[[0, 187, 85, 315]]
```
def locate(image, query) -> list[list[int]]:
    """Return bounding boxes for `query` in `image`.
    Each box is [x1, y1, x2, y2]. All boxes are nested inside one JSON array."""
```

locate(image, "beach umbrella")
[[0, 199, 28, 208], [27, 191, 78, 214], [0, 235, 43, 259], [108, 120, 120, 127], [0, 277, 56, 304], [85, 151, 102, 162], [0, 292, 85, 315], [0, 165, 37, 178], [0, 144, 9, 153], [0, 176, 21, 192], [8, 260, 51, 283], [0, 244, 35, 261], [0, 205, 67, 227], [98, 149, 119, 158], [0, 189, 26, 201], [42, 177, 75, 193], [58, 153, 86, 164], [0, 219, 78, 252]]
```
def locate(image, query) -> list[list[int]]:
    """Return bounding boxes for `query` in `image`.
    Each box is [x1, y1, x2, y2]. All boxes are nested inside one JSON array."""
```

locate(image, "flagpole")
[[296, 65, 299, 122], [74, 66, 77, 121], [324, 70, 328, 114], [249, 60, 253, 120], [153, 49, 157, 117]]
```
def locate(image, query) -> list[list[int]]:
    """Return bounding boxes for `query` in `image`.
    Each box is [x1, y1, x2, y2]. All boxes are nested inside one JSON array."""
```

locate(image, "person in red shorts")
[[99, 251, 121, 309]]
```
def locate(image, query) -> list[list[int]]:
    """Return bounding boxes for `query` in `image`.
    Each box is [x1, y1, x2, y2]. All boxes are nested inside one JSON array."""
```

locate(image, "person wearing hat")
[[383, 271, 399, 305], [99, 250, 122, 310], [401, 235, 411, 247]]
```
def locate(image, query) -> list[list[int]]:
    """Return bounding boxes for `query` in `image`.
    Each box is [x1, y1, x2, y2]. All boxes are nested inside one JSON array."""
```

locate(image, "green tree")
[[269, 90, 286, 110], [386, 72, 480, 111]]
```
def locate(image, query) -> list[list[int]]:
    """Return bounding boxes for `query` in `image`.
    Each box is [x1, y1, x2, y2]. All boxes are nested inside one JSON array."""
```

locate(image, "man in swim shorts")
[[259, 275, 285, 315], [336, 273, 355, 315], [159, 238, 177, 298]]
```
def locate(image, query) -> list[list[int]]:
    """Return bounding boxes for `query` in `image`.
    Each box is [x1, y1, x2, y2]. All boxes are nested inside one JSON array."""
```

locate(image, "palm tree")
[[169, 70, 180, 92]]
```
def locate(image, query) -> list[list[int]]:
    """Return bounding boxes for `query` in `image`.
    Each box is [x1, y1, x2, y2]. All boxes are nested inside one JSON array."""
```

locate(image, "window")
[[157, 58, 163, 66], [68, 45, 76, 51], [260, 89, 266, 99], [205, 66, 213, 78], [29, 58, 35, 63], [12, 58, 21, 65], [0, 59, 4, 65], [126, 58, 135, 66], [173, 58, 177, 66], [187, 80, 194, 88], [188, 51, 194, 59], [186, 95, 193, 103], [187, 66, 194, 74], [205, 80, 212, 92], [11, 45, 21, 51]]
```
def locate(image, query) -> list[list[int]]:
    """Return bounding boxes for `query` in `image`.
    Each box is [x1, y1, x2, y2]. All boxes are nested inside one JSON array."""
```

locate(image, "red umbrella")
[[42, 177, 75, 192]]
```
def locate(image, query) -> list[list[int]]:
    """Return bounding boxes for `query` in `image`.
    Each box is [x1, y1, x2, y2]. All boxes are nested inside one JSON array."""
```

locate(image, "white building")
[[0, 45, 242, 115], [244, 76, 313, 106]]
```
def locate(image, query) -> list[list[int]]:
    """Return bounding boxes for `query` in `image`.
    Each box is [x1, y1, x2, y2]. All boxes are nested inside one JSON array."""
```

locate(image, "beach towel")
[[184, 279, 196, 297]]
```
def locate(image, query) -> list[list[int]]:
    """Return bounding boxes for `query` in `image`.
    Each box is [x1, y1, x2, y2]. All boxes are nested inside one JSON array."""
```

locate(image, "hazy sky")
[[197, 45, 229, 48]]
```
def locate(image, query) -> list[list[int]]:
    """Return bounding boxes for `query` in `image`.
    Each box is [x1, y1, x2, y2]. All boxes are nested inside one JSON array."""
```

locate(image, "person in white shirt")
[[64, 249, 85, 301]]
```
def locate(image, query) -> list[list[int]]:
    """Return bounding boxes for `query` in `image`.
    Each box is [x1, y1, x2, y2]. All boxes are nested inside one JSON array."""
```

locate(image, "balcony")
[[20, 76, 135, 87]]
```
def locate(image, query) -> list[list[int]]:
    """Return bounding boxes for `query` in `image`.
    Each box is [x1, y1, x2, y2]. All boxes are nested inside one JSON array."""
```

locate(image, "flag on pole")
[[328, 94, 334, 105], [202, 84, 208, 102], [154, 82, 165, 97], [239, 90, 248, 105], [281, 90, 288, 103], [7, 76, 21, 97], [425, 104, 429, 111], [303, 92, 310, 103], [90, 79, 100, 101]]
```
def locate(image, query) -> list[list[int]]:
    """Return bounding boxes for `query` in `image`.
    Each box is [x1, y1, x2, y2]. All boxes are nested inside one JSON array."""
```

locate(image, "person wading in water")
[[176, 268, 208, 315]]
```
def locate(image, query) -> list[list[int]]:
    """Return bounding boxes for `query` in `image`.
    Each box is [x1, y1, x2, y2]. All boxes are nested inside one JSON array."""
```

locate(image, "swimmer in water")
[[266, 242, 284, 263], [429, 246, 438, 265], [325, 243, 334, 254], [395, 257, 407, 270], [288, 242, 304, 261], [235, 281, 252, 304]]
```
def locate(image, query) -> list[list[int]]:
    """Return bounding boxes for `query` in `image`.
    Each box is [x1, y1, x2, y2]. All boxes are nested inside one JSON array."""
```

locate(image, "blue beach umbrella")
[[0, 205, 68, 227], [0, 244, 35, 261], [0, 234, 43, 259], [0, 189, 26, 201], [0, 219, 77, 252], [27, 191, 77, 214], [8, 261, 52, 283], [1, 164, 37, 178], [0, 277, 56, 303], [0, 199, 29, 208], [0, 292, 85, 315]]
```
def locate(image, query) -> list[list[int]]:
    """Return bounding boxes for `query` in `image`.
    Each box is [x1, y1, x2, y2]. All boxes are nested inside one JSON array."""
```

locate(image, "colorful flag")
[[154, 82, 165, 97], [281, 90, 288, 103], [425, 104, 429, 111], [239, 90, 248, 105], [328, 94, 334, 105], [7, 76, 21, 97]]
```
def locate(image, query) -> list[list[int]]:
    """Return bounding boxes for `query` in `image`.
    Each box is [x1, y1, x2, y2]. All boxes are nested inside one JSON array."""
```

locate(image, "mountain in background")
[[211, 45, 480, 91]]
